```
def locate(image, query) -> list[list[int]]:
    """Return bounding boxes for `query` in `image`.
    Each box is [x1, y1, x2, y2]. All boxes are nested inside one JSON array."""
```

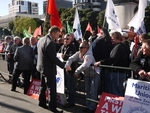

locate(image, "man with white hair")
[[4, 36, 14, 83]]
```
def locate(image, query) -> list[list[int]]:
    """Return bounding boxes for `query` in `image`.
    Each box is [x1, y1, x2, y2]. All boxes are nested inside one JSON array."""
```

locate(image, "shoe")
[[8, 79, 12, 84], [82, 108, 89, 112], [39, 104, 48, 109], [11, 89, 16, 92], [63, 103, 75, 108], [50, 109, 63, 113]]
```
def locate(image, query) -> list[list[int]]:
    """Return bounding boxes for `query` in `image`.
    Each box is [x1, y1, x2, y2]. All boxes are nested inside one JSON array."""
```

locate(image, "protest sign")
[[95, 92, 124, 113], [56, 53, 65, 94], [27, 79, 42, 100], [121, 79, 150, 113]]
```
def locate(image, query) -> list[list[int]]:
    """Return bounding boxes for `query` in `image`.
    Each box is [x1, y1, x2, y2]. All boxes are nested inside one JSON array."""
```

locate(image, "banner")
[[128, 0, 147, 33], [66, 21, 73, 33], [85, 22, 92, 33], [105, 0, 121, 31], [27, 79, 49, 100], [73, 8, 82, 40], [47, 0, 62, 29], [95, 92, 124, 113], [56, 53, 64, 94], [121, 79, 150, 113]]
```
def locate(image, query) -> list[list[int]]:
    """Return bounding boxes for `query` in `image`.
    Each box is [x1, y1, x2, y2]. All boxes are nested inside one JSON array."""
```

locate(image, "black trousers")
[[39, 74, 57, 110], [12, 69, 31, 94]]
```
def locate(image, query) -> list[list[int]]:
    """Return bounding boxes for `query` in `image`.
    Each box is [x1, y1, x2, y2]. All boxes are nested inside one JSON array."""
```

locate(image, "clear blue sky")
[[0, 0, 43, 16]]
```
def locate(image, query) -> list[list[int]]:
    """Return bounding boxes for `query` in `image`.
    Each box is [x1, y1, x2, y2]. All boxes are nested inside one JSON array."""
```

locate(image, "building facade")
[[9, 0, 39, 15], [43, 0, 72, 14], [73, 0, 106, 11]]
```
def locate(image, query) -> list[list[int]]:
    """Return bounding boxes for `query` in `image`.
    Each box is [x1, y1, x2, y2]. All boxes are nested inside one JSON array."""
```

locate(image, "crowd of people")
[[0, 25, 150, 113]]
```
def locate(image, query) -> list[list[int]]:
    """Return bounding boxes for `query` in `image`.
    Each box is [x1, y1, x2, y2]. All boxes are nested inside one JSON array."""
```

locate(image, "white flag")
[[73, 8, 82, 40], [128, 0, 147, 32], [105, 0, 121, 31], [137, 21, 146, 35]]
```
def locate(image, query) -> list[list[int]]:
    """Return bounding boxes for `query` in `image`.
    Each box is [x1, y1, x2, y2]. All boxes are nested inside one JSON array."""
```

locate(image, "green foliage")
[[43, 13, 50, 35], [8, 8, 105, 37], [9, 17, 43, 38]]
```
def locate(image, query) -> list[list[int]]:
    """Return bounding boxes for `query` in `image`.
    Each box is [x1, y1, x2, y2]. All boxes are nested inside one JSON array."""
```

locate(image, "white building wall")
[[115, 2, 137, 29], [8, 0, 38, 15]]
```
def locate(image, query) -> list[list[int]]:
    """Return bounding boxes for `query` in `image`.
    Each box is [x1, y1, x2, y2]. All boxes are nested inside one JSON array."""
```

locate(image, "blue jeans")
[[104, 71, 126, 96], [84, 72, 100, 110]]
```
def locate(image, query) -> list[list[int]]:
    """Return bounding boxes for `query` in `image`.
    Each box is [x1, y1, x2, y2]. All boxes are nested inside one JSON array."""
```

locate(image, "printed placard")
[[27, 79, 41, 99], [121, 79, 150, 113], [95, 92, 124, 113]]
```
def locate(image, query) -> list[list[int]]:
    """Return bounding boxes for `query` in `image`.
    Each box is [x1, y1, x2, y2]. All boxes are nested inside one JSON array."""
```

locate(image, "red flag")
[[47, 0, 62, 29], [97, 26, 101, 34], [33, 26, 41, 38], [86, 23, 92, 33], [97, 26, 102, 36]]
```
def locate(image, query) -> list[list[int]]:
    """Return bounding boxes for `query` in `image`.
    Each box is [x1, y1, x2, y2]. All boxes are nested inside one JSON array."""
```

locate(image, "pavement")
[[0, 57, 86, 113]]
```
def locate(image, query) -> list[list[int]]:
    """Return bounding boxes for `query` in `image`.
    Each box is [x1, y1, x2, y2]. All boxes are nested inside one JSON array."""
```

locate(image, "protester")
[[58, 33, 76, 108], [9, 36, 23, 86], [130, 39, 150, 81], [65, 41, 100, 113], [30, 37, 40, 79], [90, 27, 114, 94], [88, 30, 98, 45], [4, 36, 14, 83], [11, 38, 34, 94], [94, 31, 130, 96], [36, 26, 70, 113], [70, 32, 80, 51]]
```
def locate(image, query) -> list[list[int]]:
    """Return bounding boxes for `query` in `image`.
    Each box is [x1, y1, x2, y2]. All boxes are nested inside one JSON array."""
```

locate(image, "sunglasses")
[[64, 38, 70, 40], [79, 46, 88, 49]]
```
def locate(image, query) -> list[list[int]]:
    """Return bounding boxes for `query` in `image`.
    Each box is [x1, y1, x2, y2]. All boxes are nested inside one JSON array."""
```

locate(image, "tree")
[[9, 17, 43, 38]]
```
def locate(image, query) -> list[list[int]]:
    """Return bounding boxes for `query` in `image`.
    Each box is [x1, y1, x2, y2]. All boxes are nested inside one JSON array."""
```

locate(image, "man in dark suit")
[[37, 26, 69, 113]]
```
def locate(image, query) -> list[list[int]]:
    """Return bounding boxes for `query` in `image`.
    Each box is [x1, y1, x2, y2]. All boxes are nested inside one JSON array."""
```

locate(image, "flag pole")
[[102, 17, 106, 28]]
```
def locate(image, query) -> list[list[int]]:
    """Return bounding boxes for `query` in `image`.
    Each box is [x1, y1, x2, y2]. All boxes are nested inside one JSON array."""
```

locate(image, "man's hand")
[[74, 72, 78, 78], [138, 70, 147, 78], [94, 61, 101, 67], [146, 72, 150, 81], [65, 65, 72, 71], [61, 54, 65, 59]]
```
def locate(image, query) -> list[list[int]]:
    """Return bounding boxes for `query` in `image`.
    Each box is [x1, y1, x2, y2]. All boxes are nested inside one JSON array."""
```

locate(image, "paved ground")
[[0, 57, 87, 113]]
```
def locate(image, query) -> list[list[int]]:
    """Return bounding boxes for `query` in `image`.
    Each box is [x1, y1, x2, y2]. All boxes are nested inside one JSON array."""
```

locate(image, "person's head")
[[22, 38, 30, 45], [79, 40, 89, 56], [100, 27, 111, 41], [110, 31, 122, 44], [91, 30, 97, 36], [139, 33, 150, 44], [48, 26, 60, 41], [63, 34, 72, 46], [4, 36, 12, 44], [13, 36, 21, 45], [69, 32, 75, 42], [141, 39, 150, 56], [30, 37, 37, 46], [129, 26, 135, 32]]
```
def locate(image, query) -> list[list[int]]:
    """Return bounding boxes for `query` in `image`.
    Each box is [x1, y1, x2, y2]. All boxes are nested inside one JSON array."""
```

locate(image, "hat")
[[121, 32, 128, 38]]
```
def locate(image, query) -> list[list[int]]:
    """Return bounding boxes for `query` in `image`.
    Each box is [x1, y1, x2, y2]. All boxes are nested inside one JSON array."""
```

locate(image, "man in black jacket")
[[37, 26, 70, 113], [94, 31, 130, 96]]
